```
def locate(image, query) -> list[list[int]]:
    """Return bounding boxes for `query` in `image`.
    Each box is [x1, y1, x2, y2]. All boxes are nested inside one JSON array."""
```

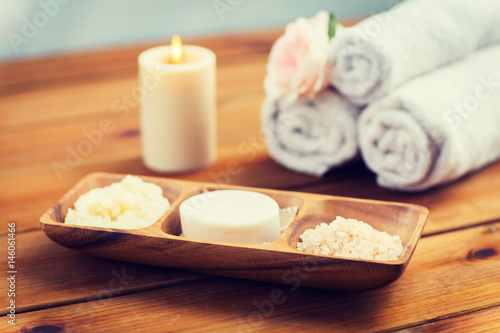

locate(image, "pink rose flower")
[[265, 11, 332, 102]]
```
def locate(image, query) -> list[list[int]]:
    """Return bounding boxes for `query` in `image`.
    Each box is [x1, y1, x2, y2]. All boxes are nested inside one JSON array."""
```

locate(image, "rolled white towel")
[[359, 44, 500, 192], [331, 0, 500, 106], [261, 89, 361, 176]]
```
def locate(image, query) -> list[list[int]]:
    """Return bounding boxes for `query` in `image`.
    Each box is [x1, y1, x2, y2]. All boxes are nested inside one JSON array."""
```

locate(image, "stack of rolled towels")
[[262, 0, 500, 191]]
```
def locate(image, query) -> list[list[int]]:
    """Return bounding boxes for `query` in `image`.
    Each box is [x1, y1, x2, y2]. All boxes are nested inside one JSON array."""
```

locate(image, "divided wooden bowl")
[[40, 172, 428, 291]]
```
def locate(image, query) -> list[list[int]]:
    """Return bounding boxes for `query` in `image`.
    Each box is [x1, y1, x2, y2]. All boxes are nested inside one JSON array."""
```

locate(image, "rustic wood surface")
[[1, 29, 499, 332]]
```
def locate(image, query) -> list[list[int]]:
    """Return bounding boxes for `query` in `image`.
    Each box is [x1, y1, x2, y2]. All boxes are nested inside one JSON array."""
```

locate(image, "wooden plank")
[[0, 230, 207, 316], [403, 306, 500, 332], [0, 77, 268, 180], [0, 156, 314, 234], [4, 115, 500, 236], [2, 221, 499, 331], [0, 53, 268, 129], [0, 125, 313, 235], [4, 128, 500, 236], [0, 17, 360, 93], [0, 30, 281, 91], [293, 160, 500, 236]]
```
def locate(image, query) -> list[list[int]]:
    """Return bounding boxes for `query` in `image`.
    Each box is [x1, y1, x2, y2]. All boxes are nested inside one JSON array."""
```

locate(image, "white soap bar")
[[179, 190, 280, 244]]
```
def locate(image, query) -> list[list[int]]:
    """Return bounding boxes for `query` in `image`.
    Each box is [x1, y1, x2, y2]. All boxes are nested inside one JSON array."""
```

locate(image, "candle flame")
[[170, 35, 183, 64]]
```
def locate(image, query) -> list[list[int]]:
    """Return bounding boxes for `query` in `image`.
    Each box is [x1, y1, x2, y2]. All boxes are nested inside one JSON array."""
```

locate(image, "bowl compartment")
[[161, 185, 304, 237], [46, 173, 184, 227], [287, 198, 427, 262]]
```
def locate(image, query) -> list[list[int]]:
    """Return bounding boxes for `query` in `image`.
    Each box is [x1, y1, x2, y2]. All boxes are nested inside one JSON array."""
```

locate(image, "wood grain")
[[0, 31, 281, 92], [2, 25, 500, 331], [3, 222, 499, 332], [295, 160, 500, 236], [404, 306, 500, 332], [0, 230, 207, 315]]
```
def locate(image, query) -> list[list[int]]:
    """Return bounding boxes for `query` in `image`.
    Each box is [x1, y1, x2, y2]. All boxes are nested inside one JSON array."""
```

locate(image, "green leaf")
[[328, 13, 337, 39]]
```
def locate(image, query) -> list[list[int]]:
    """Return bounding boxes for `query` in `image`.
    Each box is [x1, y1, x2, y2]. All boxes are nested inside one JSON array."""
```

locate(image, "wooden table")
[[1, 30, 499, 332]]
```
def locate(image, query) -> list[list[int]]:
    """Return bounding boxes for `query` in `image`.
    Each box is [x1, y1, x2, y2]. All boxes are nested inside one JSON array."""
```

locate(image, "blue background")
[[0, 0, 395, 61]]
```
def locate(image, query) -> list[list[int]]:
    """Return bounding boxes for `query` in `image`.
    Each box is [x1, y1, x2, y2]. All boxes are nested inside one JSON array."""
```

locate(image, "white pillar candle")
[[179, 190, 281, 244], [138, 39, 217, 173]]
